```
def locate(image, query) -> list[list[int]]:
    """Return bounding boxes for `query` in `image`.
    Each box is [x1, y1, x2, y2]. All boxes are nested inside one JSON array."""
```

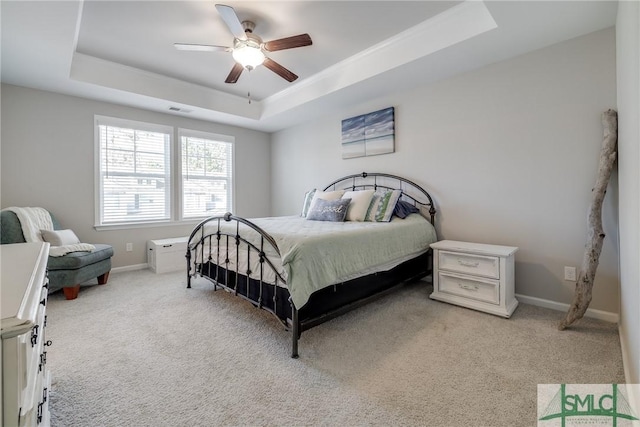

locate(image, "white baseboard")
[[618, 330, 640, 421], [111, 263, 149, 273], [619, 323, 639, 383], [515, 293, 619, 323]]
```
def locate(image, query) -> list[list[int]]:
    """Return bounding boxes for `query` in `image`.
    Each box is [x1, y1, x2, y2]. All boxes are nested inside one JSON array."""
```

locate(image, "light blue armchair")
[[0, 210, 114, 299]]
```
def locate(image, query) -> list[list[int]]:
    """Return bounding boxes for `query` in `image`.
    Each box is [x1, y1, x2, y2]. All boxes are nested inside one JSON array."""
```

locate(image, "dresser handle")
[[459, 283, 479, 291], [39, 351, 47, 372], [458, 260, 480, 268], [44, 340, 53, 347], [31, 325, 39, 347]]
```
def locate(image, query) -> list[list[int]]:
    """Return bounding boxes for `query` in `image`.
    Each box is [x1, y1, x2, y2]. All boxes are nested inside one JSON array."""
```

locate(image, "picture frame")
[[341, 107, 395, 159]]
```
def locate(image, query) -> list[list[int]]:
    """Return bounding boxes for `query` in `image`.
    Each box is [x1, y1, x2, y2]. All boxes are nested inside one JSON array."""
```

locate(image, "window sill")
[[94, 219, 203, 231]]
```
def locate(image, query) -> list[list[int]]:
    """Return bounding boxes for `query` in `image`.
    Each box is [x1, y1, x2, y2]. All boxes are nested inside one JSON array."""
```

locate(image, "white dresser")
[[1, 242, 52, 427], [429, 240, 518, 318]]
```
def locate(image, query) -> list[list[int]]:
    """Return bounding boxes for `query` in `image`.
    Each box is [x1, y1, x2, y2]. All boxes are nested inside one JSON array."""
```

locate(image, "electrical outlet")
[[564, 266, 576, 281], [126, 243, 133, 252]]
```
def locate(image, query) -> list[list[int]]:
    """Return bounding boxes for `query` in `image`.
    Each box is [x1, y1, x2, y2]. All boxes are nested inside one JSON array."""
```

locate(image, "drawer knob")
[[458, 283, 479, 291], [458, 260, 480, 268]]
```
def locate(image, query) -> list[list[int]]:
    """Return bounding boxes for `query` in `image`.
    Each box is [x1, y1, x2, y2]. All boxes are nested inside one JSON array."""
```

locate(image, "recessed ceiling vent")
[[169, 106, 192, 113]]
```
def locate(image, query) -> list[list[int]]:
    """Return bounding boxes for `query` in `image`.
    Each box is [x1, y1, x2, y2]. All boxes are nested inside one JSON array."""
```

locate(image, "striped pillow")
[[365, 189, 402, 222]]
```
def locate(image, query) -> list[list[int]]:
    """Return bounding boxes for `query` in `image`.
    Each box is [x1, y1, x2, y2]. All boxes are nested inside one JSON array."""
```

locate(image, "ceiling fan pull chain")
[[247, 68, 252, 104]]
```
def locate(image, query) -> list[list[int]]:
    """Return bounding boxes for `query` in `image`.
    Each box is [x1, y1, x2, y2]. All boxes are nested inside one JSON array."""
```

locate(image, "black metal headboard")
[[322, 172, 436, 225]]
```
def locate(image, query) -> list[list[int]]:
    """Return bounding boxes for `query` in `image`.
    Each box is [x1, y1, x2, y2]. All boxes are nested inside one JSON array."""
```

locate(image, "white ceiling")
[[1, 1, 618, 132]]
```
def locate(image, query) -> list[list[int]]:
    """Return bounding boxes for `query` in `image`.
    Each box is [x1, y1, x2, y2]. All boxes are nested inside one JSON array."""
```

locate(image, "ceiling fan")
[[175, 4, 312, 84]]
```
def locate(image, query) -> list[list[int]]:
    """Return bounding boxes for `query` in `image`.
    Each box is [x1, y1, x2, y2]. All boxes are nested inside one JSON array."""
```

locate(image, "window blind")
[[98, 122, 171, 224], [181, 134, 233, 219]]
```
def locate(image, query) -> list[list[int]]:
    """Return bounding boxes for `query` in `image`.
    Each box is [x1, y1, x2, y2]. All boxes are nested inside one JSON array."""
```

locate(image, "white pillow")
[[341, 190, 375, 221], [41, 229, 81, 246], [301, 189, 317, 217]]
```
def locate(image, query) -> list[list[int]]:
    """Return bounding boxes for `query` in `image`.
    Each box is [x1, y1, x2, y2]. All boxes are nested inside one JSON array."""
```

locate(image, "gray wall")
[[616, 1, 640, 383], [0, 28, 623, 317], [271, 28, 619, 313], [1, 84, 271, 268]]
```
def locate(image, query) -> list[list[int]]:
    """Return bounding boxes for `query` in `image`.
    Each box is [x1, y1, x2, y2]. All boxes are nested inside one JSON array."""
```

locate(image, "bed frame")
[[186, 172, 437, 357]]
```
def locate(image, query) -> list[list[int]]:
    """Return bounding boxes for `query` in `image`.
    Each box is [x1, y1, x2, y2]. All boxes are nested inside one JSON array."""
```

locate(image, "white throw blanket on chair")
[[2, 207, 96, 257]]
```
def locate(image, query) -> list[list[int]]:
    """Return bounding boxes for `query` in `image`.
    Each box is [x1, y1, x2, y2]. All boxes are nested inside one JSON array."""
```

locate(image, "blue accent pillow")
[[306, 198, 351, 222], [393, 200, 420, 219]]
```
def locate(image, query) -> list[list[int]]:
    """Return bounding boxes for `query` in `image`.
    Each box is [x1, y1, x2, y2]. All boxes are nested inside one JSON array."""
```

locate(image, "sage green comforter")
[[196, 214, 437, 308]]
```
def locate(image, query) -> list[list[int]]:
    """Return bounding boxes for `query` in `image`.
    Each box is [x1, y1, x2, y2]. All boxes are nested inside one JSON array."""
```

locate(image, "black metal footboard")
[[186, 212, 304, 356], [186, 212, 432, 358]]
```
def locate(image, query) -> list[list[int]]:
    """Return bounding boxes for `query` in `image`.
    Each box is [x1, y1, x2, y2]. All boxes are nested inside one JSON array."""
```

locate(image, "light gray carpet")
[[46, 269, 625, 426]]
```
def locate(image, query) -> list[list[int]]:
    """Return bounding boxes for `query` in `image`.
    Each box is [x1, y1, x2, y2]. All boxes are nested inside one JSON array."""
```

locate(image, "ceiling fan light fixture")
[[232, 42, 265, 70], [175, 6, 312, 84]]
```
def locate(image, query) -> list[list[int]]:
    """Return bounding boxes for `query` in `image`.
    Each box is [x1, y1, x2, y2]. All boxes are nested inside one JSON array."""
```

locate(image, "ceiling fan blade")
[[263, 58, 298, 82], [215, 4, 247, 41], [225, 63, 244, 83], [174, 43, 230, 52], [263, 34, 312, 52]]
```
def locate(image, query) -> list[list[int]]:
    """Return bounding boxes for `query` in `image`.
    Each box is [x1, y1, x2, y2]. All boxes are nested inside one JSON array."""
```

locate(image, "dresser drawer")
[[438, 272, 500, 305], [439, 250, 500, 279], [2, 243, 51, 427]]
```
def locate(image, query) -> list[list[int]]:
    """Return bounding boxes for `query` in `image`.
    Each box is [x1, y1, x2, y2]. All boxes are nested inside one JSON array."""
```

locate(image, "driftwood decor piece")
[[558, 109, 618, 330]]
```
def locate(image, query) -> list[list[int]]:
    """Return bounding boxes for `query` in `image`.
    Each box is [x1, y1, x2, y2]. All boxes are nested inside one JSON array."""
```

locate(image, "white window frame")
[[94, 115, 236, 230], [177, 128, 235, 221], [94, 115, 174, 229]]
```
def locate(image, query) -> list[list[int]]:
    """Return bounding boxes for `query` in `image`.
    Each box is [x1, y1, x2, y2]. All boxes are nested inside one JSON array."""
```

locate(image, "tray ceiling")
[[1, 1, 617, 132]]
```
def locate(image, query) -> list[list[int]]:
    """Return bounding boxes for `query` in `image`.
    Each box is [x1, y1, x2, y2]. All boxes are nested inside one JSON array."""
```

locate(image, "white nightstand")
[[429, 240, 519, 318]]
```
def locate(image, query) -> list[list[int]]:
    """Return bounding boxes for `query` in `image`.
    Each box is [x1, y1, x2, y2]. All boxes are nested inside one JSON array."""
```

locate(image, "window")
[[95, 116, 234, 228], [179, 129, 234, 219]]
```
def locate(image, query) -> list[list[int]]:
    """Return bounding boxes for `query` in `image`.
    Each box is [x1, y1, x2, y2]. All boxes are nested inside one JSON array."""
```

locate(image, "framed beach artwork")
[[341, 107, 395, 159]]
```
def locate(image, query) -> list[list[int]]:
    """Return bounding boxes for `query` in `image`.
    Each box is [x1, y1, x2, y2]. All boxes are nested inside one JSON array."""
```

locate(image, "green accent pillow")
[[365, 189, 402, 222]]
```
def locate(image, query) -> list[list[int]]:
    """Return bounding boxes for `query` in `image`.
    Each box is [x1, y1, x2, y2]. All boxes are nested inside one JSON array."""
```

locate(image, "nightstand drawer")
[[438, 272, 499, 305], [439, 250, 499, 279]]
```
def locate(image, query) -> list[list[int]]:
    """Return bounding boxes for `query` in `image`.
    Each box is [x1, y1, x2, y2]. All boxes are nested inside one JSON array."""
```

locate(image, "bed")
[[186, 172, 437, 357]]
